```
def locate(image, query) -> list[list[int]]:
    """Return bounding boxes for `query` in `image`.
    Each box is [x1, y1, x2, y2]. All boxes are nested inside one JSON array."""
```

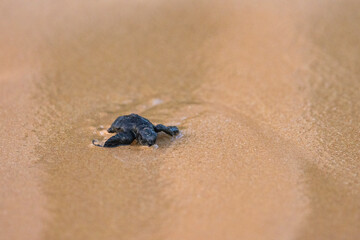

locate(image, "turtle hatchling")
[[93, 113, 179, 147]]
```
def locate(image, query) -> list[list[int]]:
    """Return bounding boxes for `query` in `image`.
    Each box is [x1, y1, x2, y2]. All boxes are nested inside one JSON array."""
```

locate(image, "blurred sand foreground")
[[0, 0, 360, 239]]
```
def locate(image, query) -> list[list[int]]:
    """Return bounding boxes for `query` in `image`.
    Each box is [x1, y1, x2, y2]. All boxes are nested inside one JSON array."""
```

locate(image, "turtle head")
[[137, 128, 157, 146]]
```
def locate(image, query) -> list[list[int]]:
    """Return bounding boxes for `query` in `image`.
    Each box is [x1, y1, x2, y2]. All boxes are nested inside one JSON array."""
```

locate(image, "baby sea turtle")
[[92, 113, 179, 147]]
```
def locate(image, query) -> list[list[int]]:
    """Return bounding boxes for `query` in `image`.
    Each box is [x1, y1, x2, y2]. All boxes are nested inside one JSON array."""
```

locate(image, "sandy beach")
[[1, 0, 360, 239]]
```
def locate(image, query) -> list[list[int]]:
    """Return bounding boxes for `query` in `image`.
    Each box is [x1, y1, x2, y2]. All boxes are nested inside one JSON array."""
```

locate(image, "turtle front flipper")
[[94, 131, 135, 147], [154, 124, 179, 136]]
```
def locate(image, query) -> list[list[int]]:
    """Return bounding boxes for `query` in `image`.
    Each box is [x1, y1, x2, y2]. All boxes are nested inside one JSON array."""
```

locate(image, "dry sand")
[[1, 0, 360, 239]]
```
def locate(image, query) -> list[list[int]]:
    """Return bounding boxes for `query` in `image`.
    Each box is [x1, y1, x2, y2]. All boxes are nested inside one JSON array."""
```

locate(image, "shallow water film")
[[1, 0, 360, 239]]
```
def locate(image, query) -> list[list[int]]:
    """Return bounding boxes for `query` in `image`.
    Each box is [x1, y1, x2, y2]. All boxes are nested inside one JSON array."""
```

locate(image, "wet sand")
[[1, 0, 360, 239]]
